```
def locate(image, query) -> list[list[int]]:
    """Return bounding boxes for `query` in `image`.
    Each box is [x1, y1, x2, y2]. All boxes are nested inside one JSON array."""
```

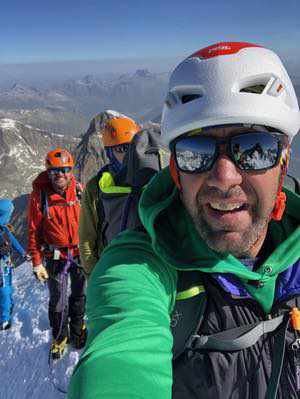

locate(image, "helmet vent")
[[239, 84, 266, 94], [181, 94, 202, 104]]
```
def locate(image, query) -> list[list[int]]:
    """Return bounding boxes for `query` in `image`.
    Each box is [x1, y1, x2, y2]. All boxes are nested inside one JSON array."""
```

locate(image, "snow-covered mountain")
[[0, 118, 79, 199], [0, 261, 79, 399], [0, 84, 70, 110]]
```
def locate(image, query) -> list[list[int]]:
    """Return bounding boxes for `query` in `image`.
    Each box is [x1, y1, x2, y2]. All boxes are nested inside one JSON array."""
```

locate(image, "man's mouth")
[[208, 201, 249, 212], [209, 202, 249, 213]]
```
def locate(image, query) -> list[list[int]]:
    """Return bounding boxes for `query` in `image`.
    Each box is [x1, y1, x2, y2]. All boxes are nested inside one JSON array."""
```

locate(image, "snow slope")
[[0, 262, 80, 399]]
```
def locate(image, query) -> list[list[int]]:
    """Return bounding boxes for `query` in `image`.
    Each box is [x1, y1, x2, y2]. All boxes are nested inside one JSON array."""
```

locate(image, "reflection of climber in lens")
[[233, 143, 242, 160]]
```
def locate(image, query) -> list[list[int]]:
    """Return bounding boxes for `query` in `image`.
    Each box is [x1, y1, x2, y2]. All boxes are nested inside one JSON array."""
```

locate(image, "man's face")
[[48, 167, 72, 192], [179, 126, 283, 257], [112, 147, 126, 163]]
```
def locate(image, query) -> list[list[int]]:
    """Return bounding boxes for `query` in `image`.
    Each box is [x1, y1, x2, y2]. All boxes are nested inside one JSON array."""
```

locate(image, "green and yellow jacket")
[[69, 167, 300, 399], [78, 174, 104, 277]]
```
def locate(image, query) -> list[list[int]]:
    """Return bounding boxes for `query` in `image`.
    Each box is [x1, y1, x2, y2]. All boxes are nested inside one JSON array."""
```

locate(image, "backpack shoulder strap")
[[171, 270, 207, 360], [5, 224, 14, 233], [75, 182, 83, 201], [0, 226, 11, 243], [40, 189, 48, 217], [96, 167, 109, 244]]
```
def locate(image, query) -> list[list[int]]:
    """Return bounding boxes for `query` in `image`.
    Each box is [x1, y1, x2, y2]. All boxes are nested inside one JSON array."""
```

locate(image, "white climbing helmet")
[[161, 42, 300, 146]]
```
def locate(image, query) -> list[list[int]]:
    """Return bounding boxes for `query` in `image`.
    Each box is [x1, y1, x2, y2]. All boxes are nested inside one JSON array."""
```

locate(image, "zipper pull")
[[290, 308, 300, 332]]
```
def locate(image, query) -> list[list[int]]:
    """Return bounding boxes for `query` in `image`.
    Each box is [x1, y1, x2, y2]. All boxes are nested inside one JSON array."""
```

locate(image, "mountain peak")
[[133, 69, 153, 78], [8, 83, 41, 96]]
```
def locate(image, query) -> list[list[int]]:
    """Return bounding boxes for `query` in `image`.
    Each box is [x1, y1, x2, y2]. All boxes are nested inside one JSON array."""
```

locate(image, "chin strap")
[[270, 145, 290, 222]]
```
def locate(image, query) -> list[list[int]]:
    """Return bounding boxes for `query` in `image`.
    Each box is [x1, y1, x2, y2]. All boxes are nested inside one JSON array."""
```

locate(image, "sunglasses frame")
[[112, 144, 129, 154], [49, 167, 72, 175], [171, 131, 286, 174]]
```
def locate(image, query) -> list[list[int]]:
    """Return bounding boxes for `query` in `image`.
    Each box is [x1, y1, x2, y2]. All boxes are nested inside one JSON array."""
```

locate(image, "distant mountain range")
[[0, 69, 167, 136]]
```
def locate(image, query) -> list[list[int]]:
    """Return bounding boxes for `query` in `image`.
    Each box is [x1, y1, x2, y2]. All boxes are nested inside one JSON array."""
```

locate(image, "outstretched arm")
[[68, 232, 177, 399]]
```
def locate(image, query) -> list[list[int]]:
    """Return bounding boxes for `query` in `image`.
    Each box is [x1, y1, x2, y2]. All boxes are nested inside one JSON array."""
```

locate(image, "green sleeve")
[[68, 232, 177, 399]]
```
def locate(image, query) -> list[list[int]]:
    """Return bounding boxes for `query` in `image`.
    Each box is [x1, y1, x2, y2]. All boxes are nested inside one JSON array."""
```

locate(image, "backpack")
[[97, 126, 170, 246]]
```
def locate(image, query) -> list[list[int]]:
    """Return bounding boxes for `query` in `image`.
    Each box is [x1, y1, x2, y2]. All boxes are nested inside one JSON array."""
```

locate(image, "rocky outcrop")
[[74, 110, 136, 183]]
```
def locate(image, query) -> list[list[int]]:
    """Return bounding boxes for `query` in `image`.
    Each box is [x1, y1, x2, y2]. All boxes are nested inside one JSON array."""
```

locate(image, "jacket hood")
[[139, 168, 300, 312], [32, 170, 76, 192]]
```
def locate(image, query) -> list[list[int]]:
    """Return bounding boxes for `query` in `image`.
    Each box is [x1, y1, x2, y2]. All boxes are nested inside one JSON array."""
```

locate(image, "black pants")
[[46, 258, 86, 340]]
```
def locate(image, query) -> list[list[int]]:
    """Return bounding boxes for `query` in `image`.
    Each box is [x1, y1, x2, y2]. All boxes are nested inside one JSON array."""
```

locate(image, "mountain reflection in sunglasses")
[[172, 131, 285, 173]]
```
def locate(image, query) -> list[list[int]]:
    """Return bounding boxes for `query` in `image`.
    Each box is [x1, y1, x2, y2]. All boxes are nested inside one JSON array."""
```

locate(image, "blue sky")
[[1, 0, 300, 67]]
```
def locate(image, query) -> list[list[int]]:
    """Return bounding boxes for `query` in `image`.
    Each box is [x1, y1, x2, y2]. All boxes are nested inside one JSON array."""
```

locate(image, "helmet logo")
[[190, 42, 262, 60], [208, 45, 231, 54], [107, 124, 117, 138]]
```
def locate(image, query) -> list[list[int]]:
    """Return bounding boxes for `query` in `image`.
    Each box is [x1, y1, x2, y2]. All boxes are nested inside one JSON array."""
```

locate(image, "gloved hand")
[[33, 264, 49, 283]]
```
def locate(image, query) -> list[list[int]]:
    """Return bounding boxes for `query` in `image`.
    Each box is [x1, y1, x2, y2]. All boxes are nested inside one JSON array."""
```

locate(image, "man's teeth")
[[209, 202, 244, 211]]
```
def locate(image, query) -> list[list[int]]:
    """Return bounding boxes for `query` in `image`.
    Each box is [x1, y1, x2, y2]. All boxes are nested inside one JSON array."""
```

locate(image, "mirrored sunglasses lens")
[[114, 145, 128, 153], [175, 137, 216, 172], [231, 133, 279, 170], [50, 167, 71, 174]]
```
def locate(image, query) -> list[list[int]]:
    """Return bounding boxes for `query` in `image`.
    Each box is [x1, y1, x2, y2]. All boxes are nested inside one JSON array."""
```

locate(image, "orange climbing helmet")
[[102, 117, 140, 147], [45, 148, 74, 169]]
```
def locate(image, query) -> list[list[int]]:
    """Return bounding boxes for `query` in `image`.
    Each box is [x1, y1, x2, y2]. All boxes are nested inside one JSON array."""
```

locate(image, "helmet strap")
[[270, 145, 290, 221], [169, 155, 181, 190]]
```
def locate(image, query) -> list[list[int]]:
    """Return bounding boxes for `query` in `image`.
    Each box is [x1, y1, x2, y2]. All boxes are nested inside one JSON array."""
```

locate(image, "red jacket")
[[28, 171, 81, 266]]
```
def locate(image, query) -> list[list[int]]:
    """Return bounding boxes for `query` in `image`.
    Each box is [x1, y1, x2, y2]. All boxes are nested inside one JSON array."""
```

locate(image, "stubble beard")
[[182, 191, 276, 258]]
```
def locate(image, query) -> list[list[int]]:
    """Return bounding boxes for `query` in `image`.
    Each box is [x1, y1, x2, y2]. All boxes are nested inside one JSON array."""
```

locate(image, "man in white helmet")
[[68, 42, 300, 399]]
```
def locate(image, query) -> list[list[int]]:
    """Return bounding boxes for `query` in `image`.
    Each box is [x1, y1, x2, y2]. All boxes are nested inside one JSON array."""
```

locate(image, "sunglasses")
[[113, 144, 129, 154], [172, 131, 286, 173], [49, 167, 72, 175]]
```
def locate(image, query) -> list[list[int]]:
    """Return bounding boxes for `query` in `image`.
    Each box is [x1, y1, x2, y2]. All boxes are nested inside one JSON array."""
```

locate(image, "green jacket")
[[68, 167, 300, 399]]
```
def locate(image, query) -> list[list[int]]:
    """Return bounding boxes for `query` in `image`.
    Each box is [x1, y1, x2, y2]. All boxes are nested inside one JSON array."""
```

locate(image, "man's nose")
[[206, 154, 243, 192], [56, 170, 65, 176]]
